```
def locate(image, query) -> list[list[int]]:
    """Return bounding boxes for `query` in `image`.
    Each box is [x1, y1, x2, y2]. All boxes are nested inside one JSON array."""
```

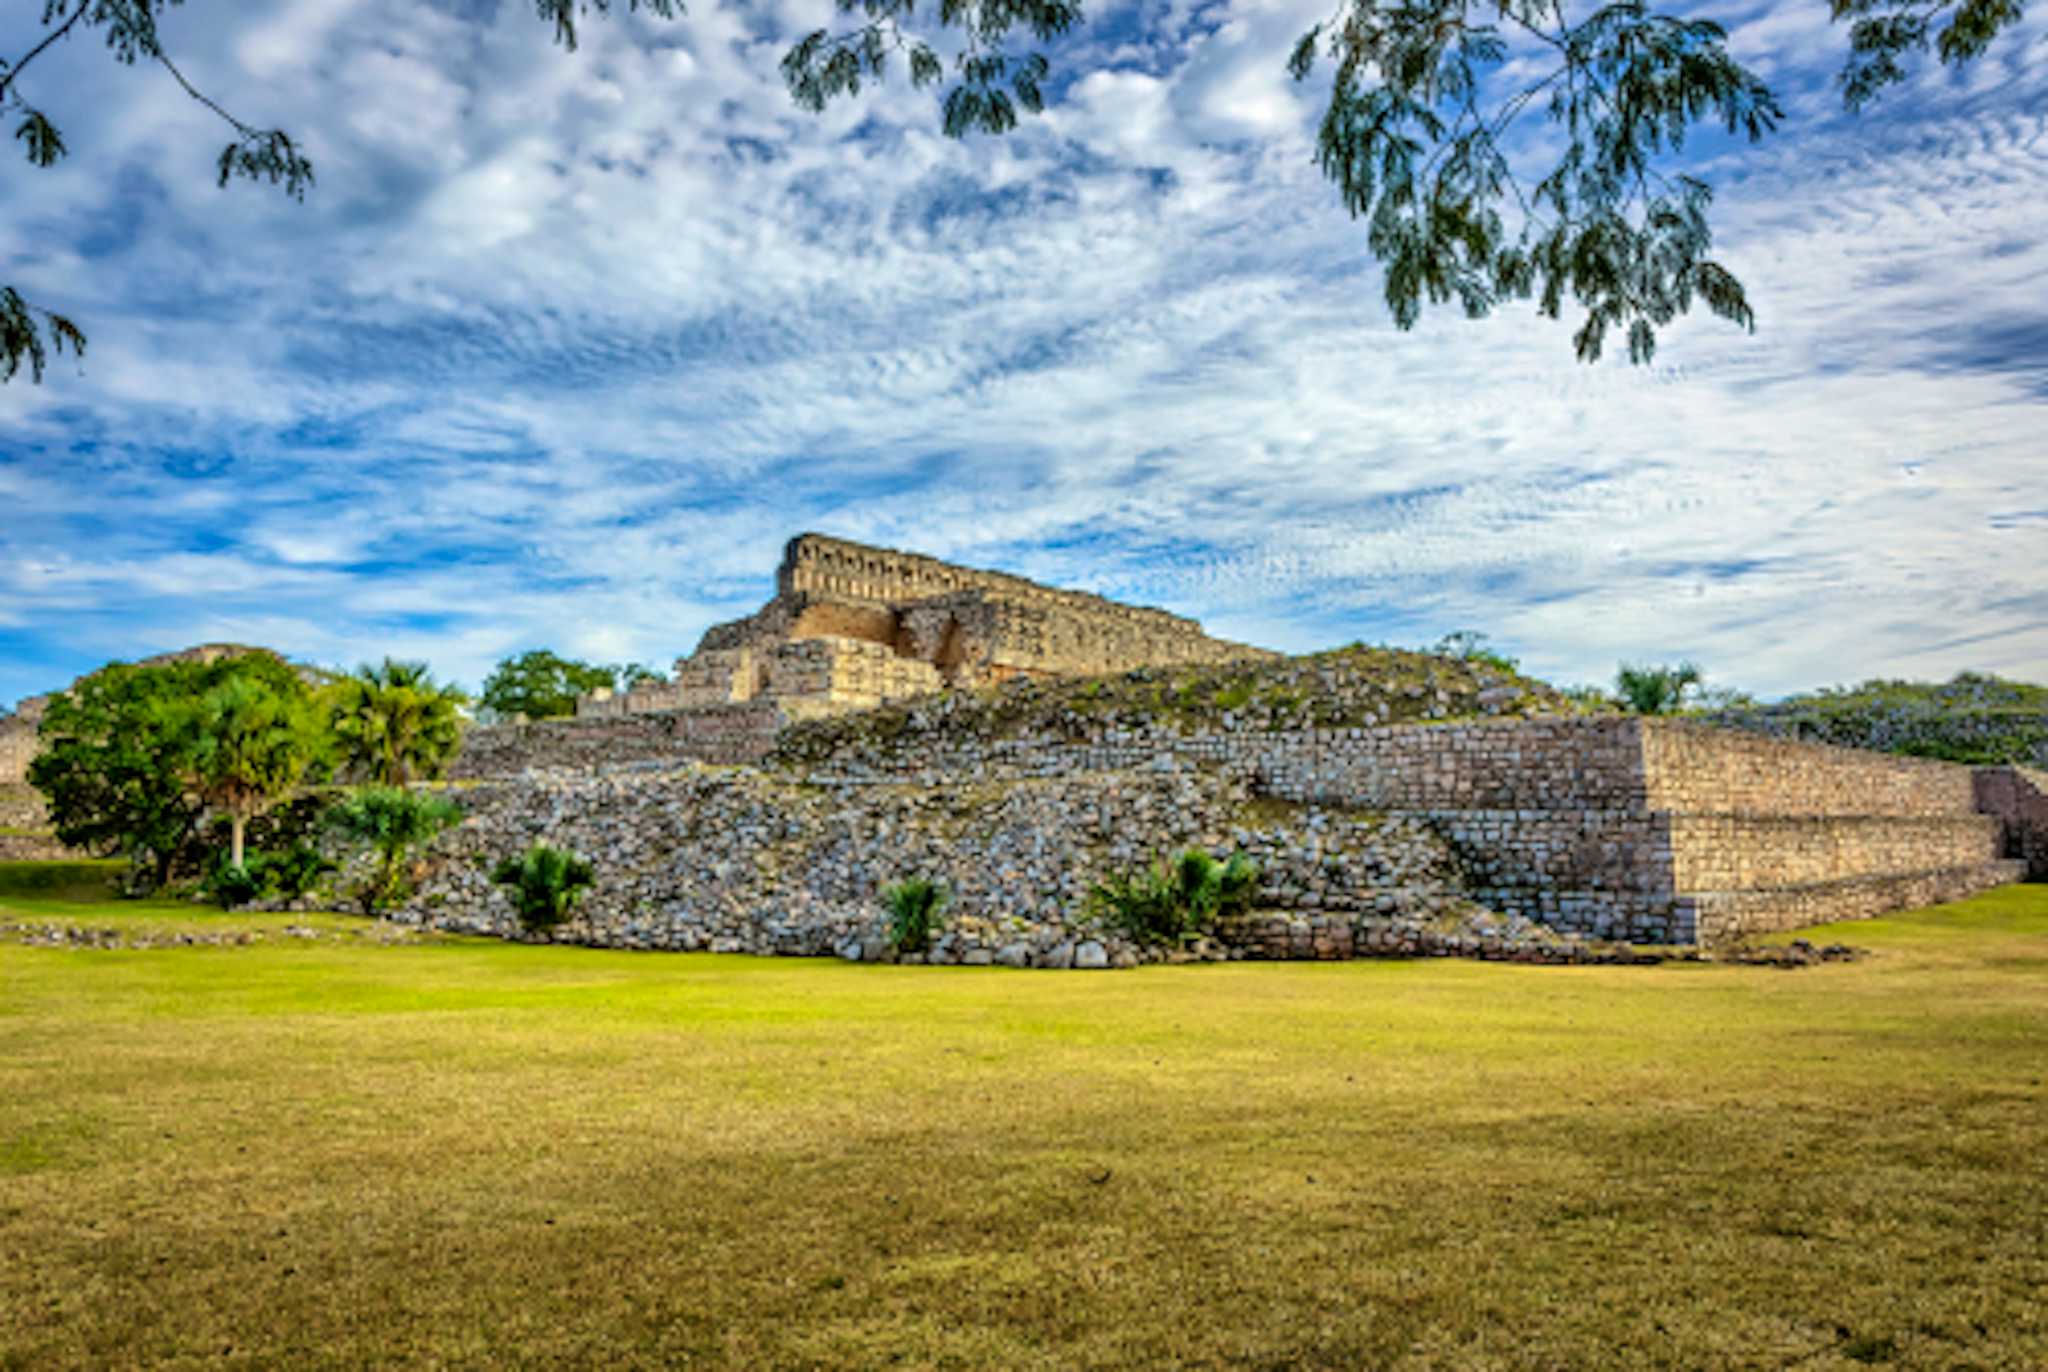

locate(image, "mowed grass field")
[[2, 863, 2045, 1369]]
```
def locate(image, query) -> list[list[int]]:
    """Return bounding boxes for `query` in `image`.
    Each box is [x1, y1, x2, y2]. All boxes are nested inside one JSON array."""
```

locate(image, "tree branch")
[[0, 1, 90, 104]]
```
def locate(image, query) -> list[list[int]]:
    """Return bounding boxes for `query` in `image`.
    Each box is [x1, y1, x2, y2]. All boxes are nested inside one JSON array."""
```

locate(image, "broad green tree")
[[167, 667, 325, 868], [479, 649, 618, 721], [327, 658, 467, 788], [5, 0, 2029, 381], [28, 659, 211, 890]]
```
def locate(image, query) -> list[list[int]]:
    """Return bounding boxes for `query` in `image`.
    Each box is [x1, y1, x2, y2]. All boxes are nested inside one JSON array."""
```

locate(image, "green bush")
[[200, 843, 339, 909], [202, 853, 267, 908], [882, 877, 948, 953], [1087, 849, 1258, 946], [258, 842, 338, 900], [491, 844, 596, 933], [327, 787, 462, 916]]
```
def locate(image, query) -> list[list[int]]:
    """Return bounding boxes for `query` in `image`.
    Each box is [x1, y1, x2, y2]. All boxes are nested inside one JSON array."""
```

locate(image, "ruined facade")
[[578, 533, 1272, 718], [426, 717, 2043, 957]]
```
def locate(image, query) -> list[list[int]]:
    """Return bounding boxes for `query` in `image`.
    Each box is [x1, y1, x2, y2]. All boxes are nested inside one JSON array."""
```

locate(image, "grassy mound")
[[774, 643, 1589, 768]]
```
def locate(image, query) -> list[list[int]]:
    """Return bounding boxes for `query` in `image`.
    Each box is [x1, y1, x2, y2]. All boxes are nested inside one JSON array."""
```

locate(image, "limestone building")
[[581, 533, 1272, 718]]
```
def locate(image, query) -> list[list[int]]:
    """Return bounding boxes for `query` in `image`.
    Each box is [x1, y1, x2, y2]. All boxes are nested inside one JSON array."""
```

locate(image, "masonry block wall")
[[1974, 766, 2048, 880], [452, 702, 794, 778], [447, 712, 2030, 943], [0, 719, 36, 787]]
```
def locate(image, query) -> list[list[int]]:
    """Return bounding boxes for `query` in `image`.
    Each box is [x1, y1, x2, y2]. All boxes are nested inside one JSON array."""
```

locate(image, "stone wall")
[[0, 782, 67, 860], [407, 764, 1539, 968], [576, 682, 684, 719], [0, 713, 38, 787], [1975, 766, 2048, 879], [778, 716, 2023, 943], [451, 702, 799, 777], [440, 707, 2030, 950], [1640, 724, 1979, 816]]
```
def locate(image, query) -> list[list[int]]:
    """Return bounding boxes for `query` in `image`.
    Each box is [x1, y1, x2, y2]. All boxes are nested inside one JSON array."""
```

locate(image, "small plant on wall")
[[492, 844, 596, 933], [882, 877, 948, 953], [1087, 849, 1258, 946], [327, 787, 463, 917]]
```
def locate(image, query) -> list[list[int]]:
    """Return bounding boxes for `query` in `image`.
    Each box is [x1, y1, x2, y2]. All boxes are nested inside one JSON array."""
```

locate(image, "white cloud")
[[1, 0, 2044, 705]]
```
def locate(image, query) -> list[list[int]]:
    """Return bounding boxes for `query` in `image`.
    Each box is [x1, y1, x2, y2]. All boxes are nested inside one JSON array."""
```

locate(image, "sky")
[[1, 0, 2044, 708]]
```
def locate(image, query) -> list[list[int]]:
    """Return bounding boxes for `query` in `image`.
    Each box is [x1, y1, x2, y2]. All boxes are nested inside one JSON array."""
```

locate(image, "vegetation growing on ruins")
[[881, 876, 949, 953], [4, 873, 2046, 1366], [479, 649, 629, 721], [1705, 672, 2048, 766], [774, 643, 1589, 767], [329, 788, 464, 918], [1086, 849, 1259, 946], [1615, 660, 1706, 715], [492, 842, 596, 932]]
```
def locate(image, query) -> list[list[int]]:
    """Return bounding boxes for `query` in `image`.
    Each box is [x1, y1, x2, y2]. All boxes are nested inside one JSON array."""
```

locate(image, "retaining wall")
[[440, 708, 2030, 946]]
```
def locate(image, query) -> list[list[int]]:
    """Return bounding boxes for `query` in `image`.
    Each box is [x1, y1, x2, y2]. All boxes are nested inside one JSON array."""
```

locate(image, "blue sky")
[[2, 0, 2044, 707]]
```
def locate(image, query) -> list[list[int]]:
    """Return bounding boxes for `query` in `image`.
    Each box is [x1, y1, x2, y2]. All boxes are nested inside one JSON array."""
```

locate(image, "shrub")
[[256, 842, 337, 900], [1615, 661, 1704, 715], [327, 787, 463, 916], [1088, 849, 1258, 946], [882, 877, 948, 953], [1433, 630, 1520, 675], [491, 844, 595, 933], [202, 852, 267, 908], [201, 841, 340, 909]]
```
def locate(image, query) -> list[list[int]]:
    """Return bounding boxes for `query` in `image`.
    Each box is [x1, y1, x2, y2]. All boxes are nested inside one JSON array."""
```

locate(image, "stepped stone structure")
[[437, 707, 2044, 954], [575, 533, 1272, 719]]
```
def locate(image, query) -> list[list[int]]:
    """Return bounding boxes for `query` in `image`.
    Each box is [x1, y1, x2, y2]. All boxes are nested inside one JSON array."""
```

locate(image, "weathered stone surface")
[[579, 532, 1273, 723]]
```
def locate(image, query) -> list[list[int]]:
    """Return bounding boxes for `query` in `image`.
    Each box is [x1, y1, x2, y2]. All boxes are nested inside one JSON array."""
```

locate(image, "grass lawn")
[[2, 864, 2044, 1369]]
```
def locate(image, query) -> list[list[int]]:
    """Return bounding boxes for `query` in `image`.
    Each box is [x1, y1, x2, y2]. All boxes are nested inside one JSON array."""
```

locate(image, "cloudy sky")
[[2, 0, 2043, 707]]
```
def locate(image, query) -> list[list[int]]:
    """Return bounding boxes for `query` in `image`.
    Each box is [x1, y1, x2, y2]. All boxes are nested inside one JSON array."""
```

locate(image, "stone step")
[[1678, 860, 2028, 943]]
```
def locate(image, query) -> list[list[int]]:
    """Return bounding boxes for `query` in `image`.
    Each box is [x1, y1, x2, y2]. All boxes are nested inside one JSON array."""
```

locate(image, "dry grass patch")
[[2, 869, 2045, 1368]]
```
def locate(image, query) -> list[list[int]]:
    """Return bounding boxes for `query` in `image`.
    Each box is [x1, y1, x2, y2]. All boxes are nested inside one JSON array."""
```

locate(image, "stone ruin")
[[576, 532, 1273, 719]]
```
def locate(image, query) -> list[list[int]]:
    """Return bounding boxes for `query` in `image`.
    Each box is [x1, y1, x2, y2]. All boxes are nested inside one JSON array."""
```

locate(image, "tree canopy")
[[1, 0, 2029, 380], [478, 649, 620, 721], [164, 663, 326, 868], [26, 650, 315, 884], [327, 658, 468, 788]]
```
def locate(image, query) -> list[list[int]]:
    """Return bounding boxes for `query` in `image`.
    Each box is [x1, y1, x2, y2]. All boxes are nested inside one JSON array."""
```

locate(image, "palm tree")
[[327, 659, 467, 788], [1615, 662, 1705, 715], [172, 673, 324, 869], [327, 786, 463, 916]]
